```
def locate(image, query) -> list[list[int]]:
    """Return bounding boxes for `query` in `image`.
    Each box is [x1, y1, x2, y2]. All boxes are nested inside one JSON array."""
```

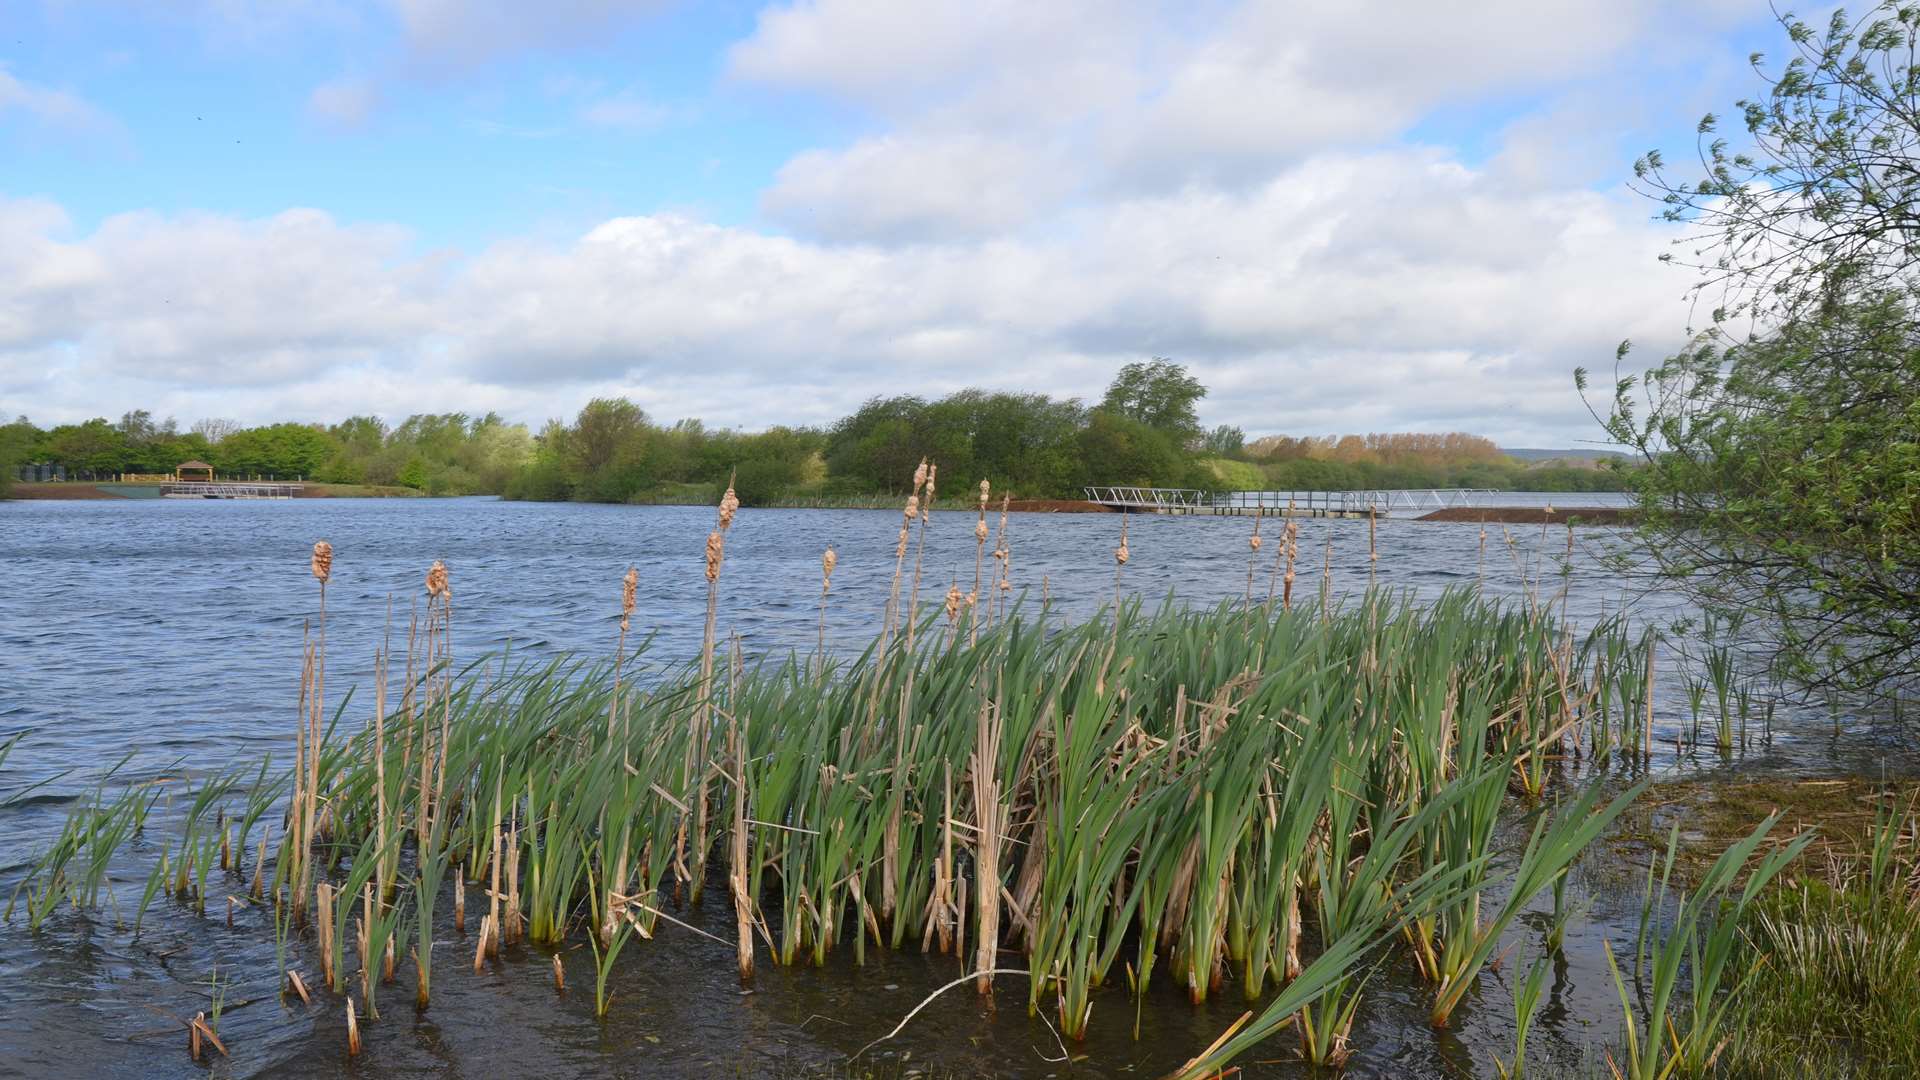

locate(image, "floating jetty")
[[160, 481, 304, 500]]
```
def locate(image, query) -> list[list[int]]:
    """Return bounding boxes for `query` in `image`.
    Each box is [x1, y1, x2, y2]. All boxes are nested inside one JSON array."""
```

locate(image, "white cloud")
[[0, 65, 117, 137], [577, 91, 668, 132], [0, 142, 1695, 445], [382, 0, 667, 68], [306, 75, 381, 130], [762, 134, 1073, 242]]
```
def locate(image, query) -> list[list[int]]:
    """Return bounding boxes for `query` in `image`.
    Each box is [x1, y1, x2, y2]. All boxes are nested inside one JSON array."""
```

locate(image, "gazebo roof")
[[177, 460, 213, 470]]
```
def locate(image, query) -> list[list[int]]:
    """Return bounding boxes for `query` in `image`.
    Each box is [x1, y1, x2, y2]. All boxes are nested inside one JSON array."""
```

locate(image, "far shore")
[[5, 483, 1637, 525]]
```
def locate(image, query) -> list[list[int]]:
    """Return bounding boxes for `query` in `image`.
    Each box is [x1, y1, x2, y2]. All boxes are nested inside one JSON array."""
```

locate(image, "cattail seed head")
[[924, 463, 937, 503], [944, 582, 962, 621], [1115, 519, 1129, 566], [974, 518, 989, 542], [822, 546, 837, 583], [912, 459, 928, 492], [903, 495, 919, 522], [425, 560, 450, 599], [717, 481, 739, 530], [704, 531, 724, 583], [620, 566, 638, 630], [310, 540, 333, 583], [978, 479, 989, 506], [1249, 534, 1263, 553]]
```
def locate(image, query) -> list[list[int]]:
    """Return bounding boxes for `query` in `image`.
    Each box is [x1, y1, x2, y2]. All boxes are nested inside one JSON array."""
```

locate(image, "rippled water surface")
[[0, 497, 1909, 1079]]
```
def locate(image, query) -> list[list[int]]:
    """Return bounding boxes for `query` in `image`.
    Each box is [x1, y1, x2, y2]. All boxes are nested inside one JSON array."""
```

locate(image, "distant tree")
[[1078, 411, 1187, 487], [1100, 359, 1207, 445], [1202, 424, 1245, 456], [191, 418, 242, 444]]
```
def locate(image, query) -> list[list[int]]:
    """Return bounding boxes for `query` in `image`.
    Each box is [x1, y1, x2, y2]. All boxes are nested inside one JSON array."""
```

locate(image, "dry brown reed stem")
[[552, 952, 565, 992], [1320, 533, 1333, 623], [886, 460, 939, 919], [316, 882, 335, 988], [454, 866, 465, 931], [427, 562, 453, 846], [971, 687, 1004, 993], [488, 766, 502, 957], [816, 546, 836, 669], [285, 969, 311, 1005], [614, 566, 637, 740], [689, 477, 734, 899], [970, 480, 990, 644], [1113, 515, 1130, 605], [473, 914, 492, 973], [346, 999, 361, 1056], [506, 814, 523, 945], [374, 598, 393, 900], [1245, 501, 1263, 602], [728, 640, 753, 982], [991, 493, 1012, 623]]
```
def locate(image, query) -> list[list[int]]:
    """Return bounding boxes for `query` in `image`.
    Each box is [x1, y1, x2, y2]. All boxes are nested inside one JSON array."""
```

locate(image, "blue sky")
[[1, 1, 1788, 444]]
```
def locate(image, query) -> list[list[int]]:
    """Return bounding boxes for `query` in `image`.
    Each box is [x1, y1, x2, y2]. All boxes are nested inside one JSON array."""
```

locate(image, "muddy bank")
[[1417, 506, 1637, 525]]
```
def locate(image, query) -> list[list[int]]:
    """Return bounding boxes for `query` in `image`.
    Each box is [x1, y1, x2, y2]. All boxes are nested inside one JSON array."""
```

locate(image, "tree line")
[[3, 359, 1629, 503], [0, 410, 533, 495]]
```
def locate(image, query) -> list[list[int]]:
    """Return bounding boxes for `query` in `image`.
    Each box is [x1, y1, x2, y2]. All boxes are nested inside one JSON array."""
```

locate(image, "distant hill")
[[1500, 447, 1629, 464]]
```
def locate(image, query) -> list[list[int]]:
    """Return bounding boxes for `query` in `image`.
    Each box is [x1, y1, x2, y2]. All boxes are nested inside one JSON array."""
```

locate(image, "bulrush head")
[[945, 581, 963, 622], [718, 479, 740, 530], [913, 458, 928, 493], [311, 541, 333, 583], [975, 518, 989, 542], [425, 560, 450, 599], [924, 463, 937, 505], [822, 546, 837, 587], [705, 531, 724, 583], [621, 566, 638, 631], [978, 479, 989, 507]]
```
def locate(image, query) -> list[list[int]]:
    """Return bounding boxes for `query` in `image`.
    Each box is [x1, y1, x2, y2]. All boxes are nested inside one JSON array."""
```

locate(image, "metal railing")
[[160, 481, 304, 499], [1083, 487, 1500, 514]]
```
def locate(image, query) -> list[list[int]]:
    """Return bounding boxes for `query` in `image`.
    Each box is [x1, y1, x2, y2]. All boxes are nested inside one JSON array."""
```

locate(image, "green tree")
[[1078, 411, 1187, 487], [1601, 4, 1920, 692], [1589, 295, 1920, 692], [1100, 359, 1207, 446]]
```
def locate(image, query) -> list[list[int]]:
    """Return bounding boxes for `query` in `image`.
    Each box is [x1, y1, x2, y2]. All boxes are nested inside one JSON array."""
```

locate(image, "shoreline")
[[5, 481, 425, 500]]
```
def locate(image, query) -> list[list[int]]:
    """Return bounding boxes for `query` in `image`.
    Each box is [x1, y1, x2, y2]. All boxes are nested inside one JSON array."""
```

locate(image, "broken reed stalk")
[[1113, 514, 1130, 606], [346, 998, 361, 1056]]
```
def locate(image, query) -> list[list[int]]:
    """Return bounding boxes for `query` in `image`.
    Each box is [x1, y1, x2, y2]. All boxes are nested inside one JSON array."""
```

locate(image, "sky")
[[0, 0, 1787, 446]]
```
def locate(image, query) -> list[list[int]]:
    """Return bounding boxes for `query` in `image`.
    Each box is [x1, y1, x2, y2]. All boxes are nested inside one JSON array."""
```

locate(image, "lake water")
[[0, 496, 1909, 1078]]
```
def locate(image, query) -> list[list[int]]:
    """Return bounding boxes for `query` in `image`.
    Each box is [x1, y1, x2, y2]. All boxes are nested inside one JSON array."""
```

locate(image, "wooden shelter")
[[175, 460, 214, 483]]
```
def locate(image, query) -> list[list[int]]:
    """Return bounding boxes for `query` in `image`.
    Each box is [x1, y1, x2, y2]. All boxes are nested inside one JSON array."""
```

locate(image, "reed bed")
[[9, 485, 1706, 1076]]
